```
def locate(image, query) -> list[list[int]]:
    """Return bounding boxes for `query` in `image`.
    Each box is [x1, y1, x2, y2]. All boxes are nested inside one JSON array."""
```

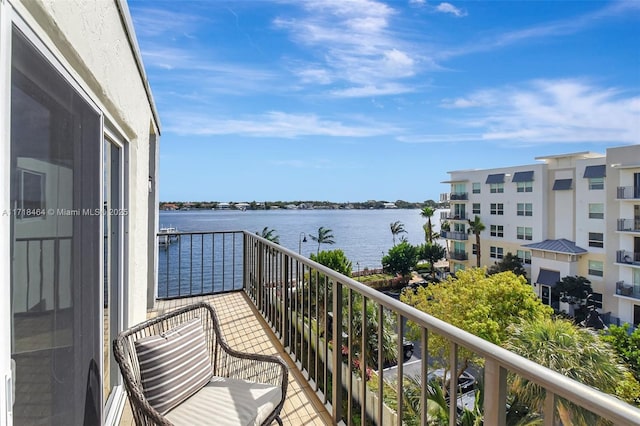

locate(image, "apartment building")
[[441, 144, 640, 326]]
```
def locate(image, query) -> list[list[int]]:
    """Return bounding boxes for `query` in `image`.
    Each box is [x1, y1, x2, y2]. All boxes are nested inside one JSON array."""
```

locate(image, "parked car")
[[427, 368, 476, 394]]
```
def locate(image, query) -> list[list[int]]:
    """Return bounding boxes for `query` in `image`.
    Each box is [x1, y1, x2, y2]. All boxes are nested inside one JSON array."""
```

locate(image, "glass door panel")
[[10, 27, 101, 424]]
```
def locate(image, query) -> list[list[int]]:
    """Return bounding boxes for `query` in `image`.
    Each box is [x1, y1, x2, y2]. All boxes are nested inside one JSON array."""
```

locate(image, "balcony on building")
[[617, 186, 640, 200], [617, 218, 640, 233], [440, 230, 469, 240], [442, 212, 469, 221], [449, 250, 468, 261], [450, 192, 468, 201], [616, 281, 640, 300], [616, 250, 640, 266], [141, 230, 640, 426]]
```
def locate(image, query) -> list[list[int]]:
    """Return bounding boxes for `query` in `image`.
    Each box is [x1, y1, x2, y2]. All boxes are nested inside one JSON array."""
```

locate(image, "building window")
[[16, 169, 46, 219], [517, 181, 533, 192], [490, 203, 504, 215], [472, 244, 478, 255], [588, 260, 603, 277], [590, 292, 603, 309], [490, 183, 504, 193], [517, 250, 532, 264], [588, 203, 604, 219], [589, 177, 604, 190], [517, 226, 533, 240], [454, 222, 466, 233], [472, 182, 481, 194], [490, 225, 504, 237], [472, 203, 480, 214], [517, 203, 533, 217], [490, 246, 504, 259], [588, 232, 604, 248]]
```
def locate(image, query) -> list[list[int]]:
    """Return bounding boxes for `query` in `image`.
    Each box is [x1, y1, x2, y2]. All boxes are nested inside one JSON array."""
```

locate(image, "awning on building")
[[512, 171, 534, 182], [552, 179, 572, 190], [536, 269, 560, 287], [583, 165, 606, 179], [485, 173, 505, 184]]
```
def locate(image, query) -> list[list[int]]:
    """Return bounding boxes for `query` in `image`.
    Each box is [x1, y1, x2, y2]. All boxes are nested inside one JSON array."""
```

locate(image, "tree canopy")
[[310, 249, 352, 277], [401, 268, 552, 360], [382, 241, 418, 278], [505, 317, 635, 423], [487, 252, 527, 278]]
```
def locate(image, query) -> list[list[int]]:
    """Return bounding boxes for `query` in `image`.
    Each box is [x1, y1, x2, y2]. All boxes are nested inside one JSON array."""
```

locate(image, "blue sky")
[[128, 0, 640, 203]]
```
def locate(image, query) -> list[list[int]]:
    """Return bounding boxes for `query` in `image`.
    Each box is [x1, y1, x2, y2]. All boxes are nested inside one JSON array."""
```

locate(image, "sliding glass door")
[[10, 27, 101, 424]]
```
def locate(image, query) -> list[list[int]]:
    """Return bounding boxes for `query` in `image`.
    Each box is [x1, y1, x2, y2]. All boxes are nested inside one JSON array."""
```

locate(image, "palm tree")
[[467, 215, 485, 268], [505, 317, 629, 425], [256, 226, 279, 244], [420, 206, 436, 244], [309, 226, 335, 254], [390, 221, 407, 246]]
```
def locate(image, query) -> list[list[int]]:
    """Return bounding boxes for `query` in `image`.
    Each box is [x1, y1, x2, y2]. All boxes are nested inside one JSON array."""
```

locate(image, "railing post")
[[484, 358, 507, 426], [449, 342, 458, 426], [257, 241, 263, 311], [331, 281, 343, 422], [544, 391, 556, 426]]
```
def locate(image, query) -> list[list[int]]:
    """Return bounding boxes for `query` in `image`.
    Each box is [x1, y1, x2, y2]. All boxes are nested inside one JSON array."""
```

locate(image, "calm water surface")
[[160, 208, 445, 269]]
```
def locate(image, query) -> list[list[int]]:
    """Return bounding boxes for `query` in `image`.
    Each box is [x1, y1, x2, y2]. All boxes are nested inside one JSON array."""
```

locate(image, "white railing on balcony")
[[157, 230, 640, 425], [617, 218, 640, 232], [440, 230, 468, 241], [617, 186, 640, 200]]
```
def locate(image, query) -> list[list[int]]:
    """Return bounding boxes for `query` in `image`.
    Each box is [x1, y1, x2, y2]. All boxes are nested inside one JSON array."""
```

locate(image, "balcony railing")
[[157, 230, 640, 425], [442, 213, 468, 221], [617, 218, 640, 232], [440, 230, 468, 240], [616, 281, 640, 299], [617, 250, 640, 266], [450, 192, 468, 201], [157, 231, 244, 299], [449, 250, 468, 261], [617, 186, 640, 200]]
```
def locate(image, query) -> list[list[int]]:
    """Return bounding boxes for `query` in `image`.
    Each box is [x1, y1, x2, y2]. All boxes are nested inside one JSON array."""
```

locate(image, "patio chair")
[[113, 301, 288, 425]]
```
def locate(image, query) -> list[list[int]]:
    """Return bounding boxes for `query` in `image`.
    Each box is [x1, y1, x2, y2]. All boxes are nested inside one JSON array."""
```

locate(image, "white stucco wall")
[[12, 0, 160, 325]]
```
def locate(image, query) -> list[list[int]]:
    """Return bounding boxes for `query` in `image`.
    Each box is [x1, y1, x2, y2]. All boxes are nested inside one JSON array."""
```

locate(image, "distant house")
[[217, 202, 230, 210], [162, 203, 179, 211], [235, 202, 250, 210], [384, 202, 398, 209]]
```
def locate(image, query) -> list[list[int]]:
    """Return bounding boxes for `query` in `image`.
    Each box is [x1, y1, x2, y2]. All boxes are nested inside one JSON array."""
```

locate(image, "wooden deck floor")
[[119, 291, 333, 425]]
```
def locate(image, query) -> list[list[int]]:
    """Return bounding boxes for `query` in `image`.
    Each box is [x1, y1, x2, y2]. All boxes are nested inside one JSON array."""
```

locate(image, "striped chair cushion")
[[135, 317, 212, 414]]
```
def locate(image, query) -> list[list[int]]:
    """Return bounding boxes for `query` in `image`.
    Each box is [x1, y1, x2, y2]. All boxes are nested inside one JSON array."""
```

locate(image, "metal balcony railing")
[[442, 213, 468, 221], [617, 250, 640, 266], [157, 230, 640, 425], [617, 218, 640, 232], [440, 230, 468, 240], [617, 186, 640, 200], [449, 251, 468, 261], [616, 281, 640, 299], [157, 231, 244, 299], [450, 192, 468, 201]]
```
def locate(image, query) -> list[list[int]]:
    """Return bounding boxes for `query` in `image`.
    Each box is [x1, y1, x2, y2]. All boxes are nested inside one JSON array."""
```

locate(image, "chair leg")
[[274, 416, 283, 426]]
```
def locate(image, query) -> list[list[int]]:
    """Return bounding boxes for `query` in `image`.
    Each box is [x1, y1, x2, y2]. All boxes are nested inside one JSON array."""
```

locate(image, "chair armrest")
[[215, 348, 288, 389]]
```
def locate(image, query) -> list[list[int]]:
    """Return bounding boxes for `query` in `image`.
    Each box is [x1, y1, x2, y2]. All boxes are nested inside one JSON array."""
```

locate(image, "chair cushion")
[[165, 376, 282, 426], [134, 317, 212, 414]]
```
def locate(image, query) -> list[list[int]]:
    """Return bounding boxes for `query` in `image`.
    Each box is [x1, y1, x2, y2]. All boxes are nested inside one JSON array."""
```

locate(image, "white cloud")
[[435, 3, 467, 18], [404, 79, 640, 144], [274, 0, 422, 97], [163, 111, 400, 138]]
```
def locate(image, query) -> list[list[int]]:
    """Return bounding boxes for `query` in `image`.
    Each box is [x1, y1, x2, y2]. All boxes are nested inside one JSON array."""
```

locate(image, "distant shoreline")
[[160, 199, 448, 211]]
